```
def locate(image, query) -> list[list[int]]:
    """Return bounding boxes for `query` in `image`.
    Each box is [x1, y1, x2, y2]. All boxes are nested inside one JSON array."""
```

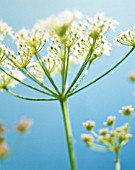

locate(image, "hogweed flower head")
[[0, 10, 120, 95]]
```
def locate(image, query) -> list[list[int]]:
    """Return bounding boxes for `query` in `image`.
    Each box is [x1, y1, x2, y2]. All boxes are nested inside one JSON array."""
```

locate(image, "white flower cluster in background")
[[82, 105, 134, 150], [0, 69, 25, 92], [0, 20, 13, 41]]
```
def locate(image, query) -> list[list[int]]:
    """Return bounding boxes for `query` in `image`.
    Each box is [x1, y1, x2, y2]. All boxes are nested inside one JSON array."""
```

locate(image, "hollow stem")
[[60, 98, 77, 170]]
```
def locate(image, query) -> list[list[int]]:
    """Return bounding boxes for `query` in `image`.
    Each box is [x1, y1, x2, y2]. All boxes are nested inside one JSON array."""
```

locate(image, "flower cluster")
[[0, 11, 119, 93], [115, 27, 135, 47], [14, 27, 49, 55], [82, 105, 134, 152]]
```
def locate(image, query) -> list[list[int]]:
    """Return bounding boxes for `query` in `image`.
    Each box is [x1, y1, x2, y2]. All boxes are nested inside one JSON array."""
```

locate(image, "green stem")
[[70, 62, 91, 93], [69, 47, 134, 97], [66, 41, 96, 95], [25, 68, 58, 97], [0, 67, 54, 97], [92, 144, 108, 152], [60, 99, 77, 170], [9, 58, 57, 96], [5, 88, 57, 101], [62, 44, 67, 93], [115, 151, 120, 170], [63, 47, 70, 92], [35, 53, 60, 95]]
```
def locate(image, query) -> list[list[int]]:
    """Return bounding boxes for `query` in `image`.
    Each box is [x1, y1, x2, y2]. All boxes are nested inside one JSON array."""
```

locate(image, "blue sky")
[[0, 0, 135, 170]]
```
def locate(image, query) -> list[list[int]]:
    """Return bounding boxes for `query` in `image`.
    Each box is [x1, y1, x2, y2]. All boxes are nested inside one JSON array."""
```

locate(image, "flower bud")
[[119, 105, 134, 116], [81, 134, 94, 146], [104, 116, 116, 126], [99, 128, 108, 136], [83, 120, 95, 131]]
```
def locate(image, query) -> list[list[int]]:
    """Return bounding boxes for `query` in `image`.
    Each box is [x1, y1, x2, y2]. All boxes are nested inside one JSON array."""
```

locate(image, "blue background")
[[0, 0, 135, 169]]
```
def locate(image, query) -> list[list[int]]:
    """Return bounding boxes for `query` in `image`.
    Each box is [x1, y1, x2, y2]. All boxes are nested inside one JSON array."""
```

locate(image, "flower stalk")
[[115, 150, 120, 170], [60, 98, 77, 170]]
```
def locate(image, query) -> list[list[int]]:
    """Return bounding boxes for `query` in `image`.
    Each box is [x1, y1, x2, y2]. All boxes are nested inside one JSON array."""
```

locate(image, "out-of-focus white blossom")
[[34, 11, 118, 67], [36, 10, 82, 42], [0, 20, 13, 41]]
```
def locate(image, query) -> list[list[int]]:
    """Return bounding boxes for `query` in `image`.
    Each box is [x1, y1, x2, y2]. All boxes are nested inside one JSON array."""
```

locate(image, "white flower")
[[29, 61, 44, 82], [0, 20, 13, 41], [14, 27, 48, 54], [0, 44, 10, 64], [115, 27, 135, 46], [0, 70, 25, 92]]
